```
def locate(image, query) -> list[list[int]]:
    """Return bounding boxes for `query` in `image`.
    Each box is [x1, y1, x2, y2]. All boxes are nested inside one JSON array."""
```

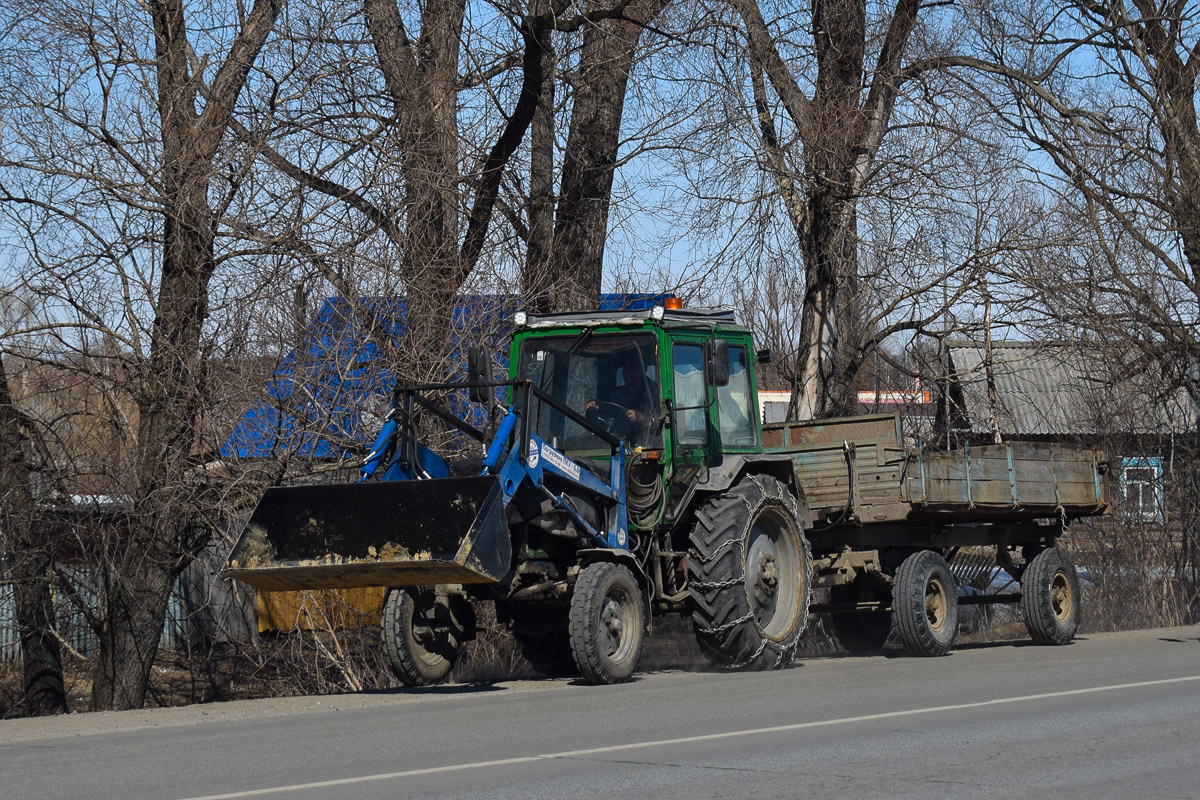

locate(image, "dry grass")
[[0, 608, 842, 716]]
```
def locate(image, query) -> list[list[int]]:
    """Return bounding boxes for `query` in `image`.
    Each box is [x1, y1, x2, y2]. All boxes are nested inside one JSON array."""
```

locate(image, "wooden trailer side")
[[911, 441, 1108, 518], [763, 412, 1109, 526], [762, 413, 911, 524]]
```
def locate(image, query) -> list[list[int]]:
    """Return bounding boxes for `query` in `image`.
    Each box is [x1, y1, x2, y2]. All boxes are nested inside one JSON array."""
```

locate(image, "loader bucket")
[[222, 475, 512, 592]]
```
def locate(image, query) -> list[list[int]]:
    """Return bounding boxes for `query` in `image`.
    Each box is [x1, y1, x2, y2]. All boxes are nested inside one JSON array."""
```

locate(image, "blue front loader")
[[223, 380, 629, 592]]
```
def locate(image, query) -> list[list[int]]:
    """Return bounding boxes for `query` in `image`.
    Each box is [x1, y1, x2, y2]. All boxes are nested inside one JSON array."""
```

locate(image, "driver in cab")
[[585, 349, 655, 445]]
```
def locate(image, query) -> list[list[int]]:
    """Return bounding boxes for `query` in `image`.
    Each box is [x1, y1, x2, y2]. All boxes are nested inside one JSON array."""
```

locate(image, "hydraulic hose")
[[627, 452, 665, 529]]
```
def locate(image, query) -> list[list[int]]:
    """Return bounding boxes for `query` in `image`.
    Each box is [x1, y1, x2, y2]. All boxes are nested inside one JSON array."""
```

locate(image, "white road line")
[[178, 674, 1200, 800]]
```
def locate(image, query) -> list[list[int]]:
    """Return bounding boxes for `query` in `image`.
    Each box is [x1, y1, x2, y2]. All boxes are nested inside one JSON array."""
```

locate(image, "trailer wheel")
[[569, 562, 644, 684], [689, 475, 812, 670], [381, 588, 458, 686], [1021, 547, 1081, 645], [829, 579, 893, 654], [893, 550, 958, 657]]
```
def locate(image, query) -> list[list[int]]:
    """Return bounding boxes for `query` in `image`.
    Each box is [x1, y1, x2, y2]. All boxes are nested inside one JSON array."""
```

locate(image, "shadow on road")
[[358, 682, 508, 697], [943, 638, 1037, 653]]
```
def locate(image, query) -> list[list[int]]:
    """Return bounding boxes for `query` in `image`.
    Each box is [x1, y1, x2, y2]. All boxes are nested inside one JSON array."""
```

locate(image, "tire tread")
[[569, 562, 644, 684], [893, 550, 958, 657], [382, 589, 455, 686]]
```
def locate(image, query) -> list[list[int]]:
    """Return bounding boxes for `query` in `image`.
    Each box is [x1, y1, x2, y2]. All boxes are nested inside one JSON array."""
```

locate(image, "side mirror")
[[467, 346, 493, 404], [707, 339, 730, 387], [756, 347, 773, 364]]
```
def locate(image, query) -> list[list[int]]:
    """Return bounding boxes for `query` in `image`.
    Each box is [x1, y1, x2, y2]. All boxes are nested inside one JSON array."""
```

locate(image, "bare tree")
[[962, 1, 1200, 624], [522, 0, 671, 313], [976, 1, 1200, 409], [230, 0, 645, 381], [723, 0, 934, 416], [0, 0, 284, 710], [648, 0, 1049, 418]]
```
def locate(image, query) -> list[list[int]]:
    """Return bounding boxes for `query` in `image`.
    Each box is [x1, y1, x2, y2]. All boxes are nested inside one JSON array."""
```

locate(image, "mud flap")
[[222, 476, 512, 591]]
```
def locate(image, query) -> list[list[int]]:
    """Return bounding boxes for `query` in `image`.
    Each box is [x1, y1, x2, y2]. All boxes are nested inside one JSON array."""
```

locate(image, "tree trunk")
[[791, 0, 866, 418], [365, 0, 466, 383], [0, 358, 67, 716], [793, 188, 862, 418], [398, 4, 463, 382], [738, 0, 924, 419], [90, 564, 178, 710], [13, 560, 67, 716], [548, 0, 667, 311], [522, 0, 558, 315], [90, 202, 213, 710]]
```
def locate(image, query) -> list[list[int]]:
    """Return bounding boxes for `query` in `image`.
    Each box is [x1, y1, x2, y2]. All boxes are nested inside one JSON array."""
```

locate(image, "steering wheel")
[[586, 401, 627, 434]]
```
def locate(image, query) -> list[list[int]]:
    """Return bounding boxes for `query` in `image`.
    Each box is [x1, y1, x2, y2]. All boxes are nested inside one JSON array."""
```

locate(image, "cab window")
[[672, 343, 708, 446], [516, 333, 660, 453], [718, 345, 755, 447]]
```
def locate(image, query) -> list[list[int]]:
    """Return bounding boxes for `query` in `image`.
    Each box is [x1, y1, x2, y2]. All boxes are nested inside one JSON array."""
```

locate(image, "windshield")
[[517, 332, 661, 454]]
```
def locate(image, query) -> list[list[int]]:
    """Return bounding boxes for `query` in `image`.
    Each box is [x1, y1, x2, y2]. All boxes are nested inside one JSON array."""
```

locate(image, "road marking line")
[[178, 674, 1200, 799]]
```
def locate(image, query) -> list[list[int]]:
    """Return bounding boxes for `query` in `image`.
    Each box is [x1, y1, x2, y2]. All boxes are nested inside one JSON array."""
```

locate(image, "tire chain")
[[723, 637, 797, 671], [688, 475, 812, 670], [689, 576, 745, 591], [687, 531, 745, 564], [694, 610, 755, 636]]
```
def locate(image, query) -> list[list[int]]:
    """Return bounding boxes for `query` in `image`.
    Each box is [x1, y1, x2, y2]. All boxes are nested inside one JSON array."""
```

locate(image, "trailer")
[[224, 302, 1108, 683], [763, 413, 1107, 654]]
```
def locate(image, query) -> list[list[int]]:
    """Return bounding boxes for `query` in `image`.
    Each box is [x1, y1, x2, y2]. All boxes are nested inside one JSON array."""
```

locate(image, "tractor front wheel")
[[569, 562, 645, 685], [381, 588, 460, 686]]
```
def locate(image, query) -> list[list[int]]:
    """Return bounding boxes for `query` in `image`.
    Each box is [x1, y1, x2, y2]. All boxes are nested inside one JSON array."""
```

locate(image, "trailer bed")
[[762, 413, 1109, 528]]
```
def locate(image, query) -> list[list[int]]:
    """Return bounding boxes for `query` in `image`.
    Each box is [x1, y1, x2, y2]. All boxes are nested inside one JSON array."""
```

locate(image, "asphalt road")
[[3, 626, 1198, 800]]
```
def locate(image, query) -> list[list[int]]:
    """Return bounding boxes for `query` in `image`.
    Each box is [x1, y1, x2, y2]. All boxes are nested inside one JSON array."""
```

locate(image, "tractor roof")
[[518, 305, 748, 334]]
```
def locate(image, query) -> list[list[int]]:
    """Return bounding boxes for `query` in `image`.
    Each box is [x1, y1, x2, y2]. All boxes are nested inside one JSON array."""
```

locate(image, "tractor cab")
[[514, 330, 662, 454], [509, 304, 766, 531]]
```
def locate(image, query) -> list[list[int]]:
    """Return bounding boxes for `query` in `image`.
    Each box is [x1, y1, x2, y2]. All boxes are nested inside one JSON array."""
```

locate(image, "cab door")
[[714, 339, 759, 452], [662, 335, 713, 519]]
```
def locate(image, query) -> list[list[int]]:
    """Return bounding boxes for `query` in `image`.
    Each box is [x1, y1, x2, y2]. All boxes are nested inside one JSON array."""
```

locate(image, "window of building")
[[1119, 456, 1164, 523]]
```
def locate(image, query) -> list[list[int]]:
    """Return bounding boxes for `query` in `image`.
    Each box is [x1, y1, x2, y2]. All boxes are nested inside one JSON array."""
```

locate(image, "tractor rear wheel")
[[569, 562, 645, 684], [689, 475, 812, 669], [381, 588, 459, 686]]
